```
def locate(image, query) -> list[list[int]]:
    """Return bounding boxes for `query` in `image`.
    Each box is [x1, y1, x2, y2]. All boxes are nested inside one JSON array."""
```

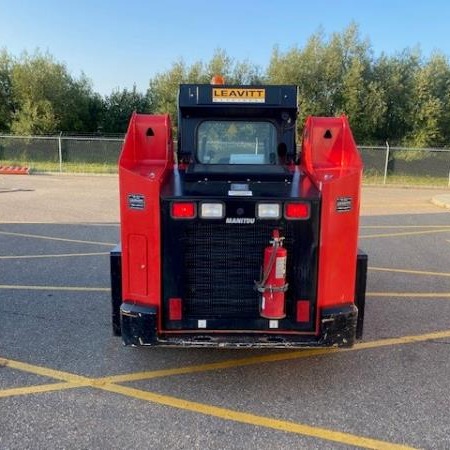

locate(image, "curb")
[[431, 195, 450, 209]]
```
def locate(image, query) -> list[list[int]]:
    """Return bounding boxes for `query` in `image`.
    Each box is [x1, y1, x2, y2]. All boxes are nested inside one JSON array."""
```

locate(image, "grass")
[[363, 173, 449, 187], [1, 159, 448, 186], [0, 160, 118, 174]]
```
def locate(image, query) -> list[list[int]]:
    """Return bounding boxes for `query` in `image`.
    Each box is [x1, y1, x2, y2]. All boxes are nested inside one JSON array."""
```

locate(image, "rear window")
[[197, 121, 277, 164]]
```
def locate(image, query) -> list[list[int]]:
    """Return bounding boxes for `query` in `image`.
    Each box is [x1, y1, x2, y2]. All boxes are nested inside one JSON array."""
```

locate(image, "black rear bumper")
[[120, 302, 358, 348]]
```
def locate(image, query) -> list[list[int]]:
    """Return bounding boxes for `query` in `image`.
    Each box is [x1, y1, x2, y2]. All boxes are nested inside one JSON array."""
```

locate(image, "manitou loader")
[[110, 78, 367, 348]]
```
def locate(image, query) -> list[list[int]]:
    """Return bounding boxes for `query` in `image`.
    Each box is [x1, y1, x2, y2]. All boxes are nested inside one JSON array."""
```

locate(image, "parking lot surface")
[[0, 175, 449, 449]]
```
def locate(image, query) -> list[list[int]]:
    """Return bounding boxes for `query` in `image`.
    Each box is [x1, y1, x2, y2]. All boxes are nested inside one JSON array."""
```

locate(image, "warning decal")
[[213, 88, 265, 103], [336, 197, 352, 212], [128, 194, 145, 210], [275, 256, 287, 279]]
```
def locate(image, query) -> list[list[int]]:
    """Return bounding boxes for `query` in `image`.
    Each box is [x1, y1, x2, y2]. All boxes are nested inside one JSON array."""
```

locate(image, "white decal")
[[228, 190, 253, 196], [225, 218, 255, 224], [275, 257, 286, 279]]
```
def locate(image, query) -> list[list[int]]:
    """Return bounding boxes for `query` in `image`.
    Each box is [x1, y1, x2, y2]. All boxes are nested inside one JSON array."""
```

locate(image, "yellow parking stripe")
[[100, 383, 415, 450], [3, 331, 450, 390], [97, 348, 336, 384], [360, 229, 450, 239], [2, 330, 449, 448], [4, 284, 448, 297], [361, 225, 450, 229], [0, 230, 114, 246], [0, 383, 79, 398], [0, 252, 108, 260], [363, 203, 432, 208], [0, 357, 91, 384], [369, 267, 450, 277], [82, 223, 119, 227], [367, 292, 450, 298], [354, 330, 450, 351], [0, 221, 119, 226], [100, 329, 450, 384], [0, 285, 109, 292]]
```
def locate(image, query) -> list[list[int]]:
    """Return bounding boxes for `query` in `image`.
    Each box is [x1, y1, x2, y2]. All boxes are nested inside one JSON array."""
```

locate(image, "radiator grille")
[[181, 222, 297, 318]]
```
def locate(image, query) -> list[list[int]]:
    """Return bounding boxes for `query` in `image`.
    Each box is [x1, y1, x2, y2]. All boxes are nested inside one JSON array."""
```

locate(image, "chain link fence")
[[0, 134, 449, 186], [359, 144, 450, 186], [0, 134, 124, 173]]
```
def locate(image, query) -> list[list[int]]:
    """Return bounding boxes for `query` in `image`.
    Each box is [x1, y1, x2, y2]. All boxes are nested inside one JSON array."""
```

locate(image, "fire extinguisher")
[[255, 229, 288, 319]]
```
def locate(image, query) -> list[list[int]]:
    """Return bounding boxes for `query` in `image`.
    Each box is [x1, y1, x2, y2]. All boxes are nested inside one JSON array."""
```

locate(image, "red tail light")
[[296, 300, 310, 322], [169, 298, 182, 320], [285, 202, 310, 219], [171, 202, 196, 219]]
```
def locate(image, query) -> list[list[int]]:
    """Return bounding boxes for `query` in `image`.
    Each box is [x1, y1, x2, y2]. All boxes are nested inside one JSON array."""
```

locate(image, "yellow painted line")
[[0, 357, 91, 384], [0, 252, 109, 260], [353, 330, 450, 351], [82, 223, 119, 227], [4, 330, 450, 390], [0, 221, 118, 226], [97, 348, 336, 384], [100, 383, 415, 450], [369, 267, 450, 277], [100, 329, 450, 385], [0, 284, 109, 292], [360, 229, 450, 239], [367, 292, 450, 298], [0, 382, 79, 398], [0, 230, 115, 246], [2, 330, 450, 448], [361, 225, 450, 229], [363, 203, 431, 207]]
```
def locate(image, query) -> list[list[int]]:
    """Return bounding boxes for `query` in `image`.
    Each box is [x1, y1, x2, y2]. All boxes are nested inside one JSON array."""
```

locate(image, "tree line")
[[0, 49, 149, 135], [1, 24, 450, 147]]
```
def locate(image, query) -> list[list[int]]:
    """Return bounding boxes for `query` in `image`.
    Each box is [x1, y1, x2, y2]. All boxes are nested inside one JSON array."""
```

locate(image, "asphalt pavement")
[[0, 175, 449, 450]]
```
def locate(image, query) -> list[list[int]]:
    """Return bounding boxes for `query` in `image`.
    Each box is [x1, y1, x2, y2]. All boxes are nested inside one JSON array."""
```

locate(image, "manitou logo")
[[225, 218, 255, 224]]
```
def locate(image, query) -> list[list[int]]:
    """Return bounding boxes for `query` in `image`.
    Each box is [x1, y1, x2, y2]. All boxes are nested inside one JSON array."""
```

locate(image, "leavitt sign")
[[212, 88, 266, 103]]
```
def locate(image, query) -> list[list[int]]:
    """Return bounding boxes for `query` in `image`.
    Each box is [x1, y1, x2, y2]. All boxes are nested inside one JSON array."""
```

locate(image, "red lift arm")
[[301, 115, 363, 314], [119, 113, 173, 313]]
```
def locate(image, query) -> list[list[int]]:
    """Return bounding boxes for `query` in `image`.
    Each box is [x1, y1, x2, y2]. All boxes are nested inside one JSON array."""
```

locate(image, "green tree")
[[371, 50, 420, 143], [0, 49, 13, 132], [10, 50, 99, 134], [267, 23, 378, 142], [11, 51, 67, 133], [101, 85, 151, 133], [205, 49, 263, 85], [147, 60, 186, 123], [342, 57, 386, 143], [59, 73, 103, 132], [406, 53, 450, 147]]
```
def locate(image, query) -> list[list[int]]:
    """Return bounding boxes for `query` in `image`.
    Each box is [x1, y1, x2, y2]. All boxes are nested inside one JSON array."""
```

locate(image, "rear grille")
[[181, 222, 296, 318]]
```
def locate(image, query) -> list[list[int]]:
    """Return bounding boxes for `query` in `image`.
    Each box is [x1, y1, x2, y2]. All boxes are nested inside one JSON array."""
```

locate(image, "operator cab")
[[177, 82, 298, 181]]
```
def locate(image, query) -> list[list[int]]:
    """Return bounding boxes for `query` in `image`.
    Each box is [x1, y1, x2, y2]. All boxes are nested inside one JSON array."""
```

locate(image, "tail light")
[[171, 202, 196, 219], [285, 202, 310, 220], [169, 298, 183, 320]]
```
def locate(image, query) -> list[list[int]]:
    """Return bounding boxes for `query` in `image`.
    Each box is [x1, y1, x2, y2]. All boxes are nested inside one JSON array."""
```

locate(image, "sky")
[[1, 0, 449, 96]]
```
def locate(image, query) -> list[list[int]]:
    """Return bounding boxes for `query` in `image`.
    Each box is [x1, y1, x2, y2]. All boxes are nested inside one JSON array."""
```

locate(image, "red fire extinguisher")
[[255, 229, 288, 319]]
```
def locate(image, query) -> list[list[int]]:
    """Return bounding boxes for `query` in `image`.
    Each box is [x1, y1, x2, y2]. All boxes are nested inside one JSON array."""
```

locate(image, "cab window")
[[197, 121, 277, 164]]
